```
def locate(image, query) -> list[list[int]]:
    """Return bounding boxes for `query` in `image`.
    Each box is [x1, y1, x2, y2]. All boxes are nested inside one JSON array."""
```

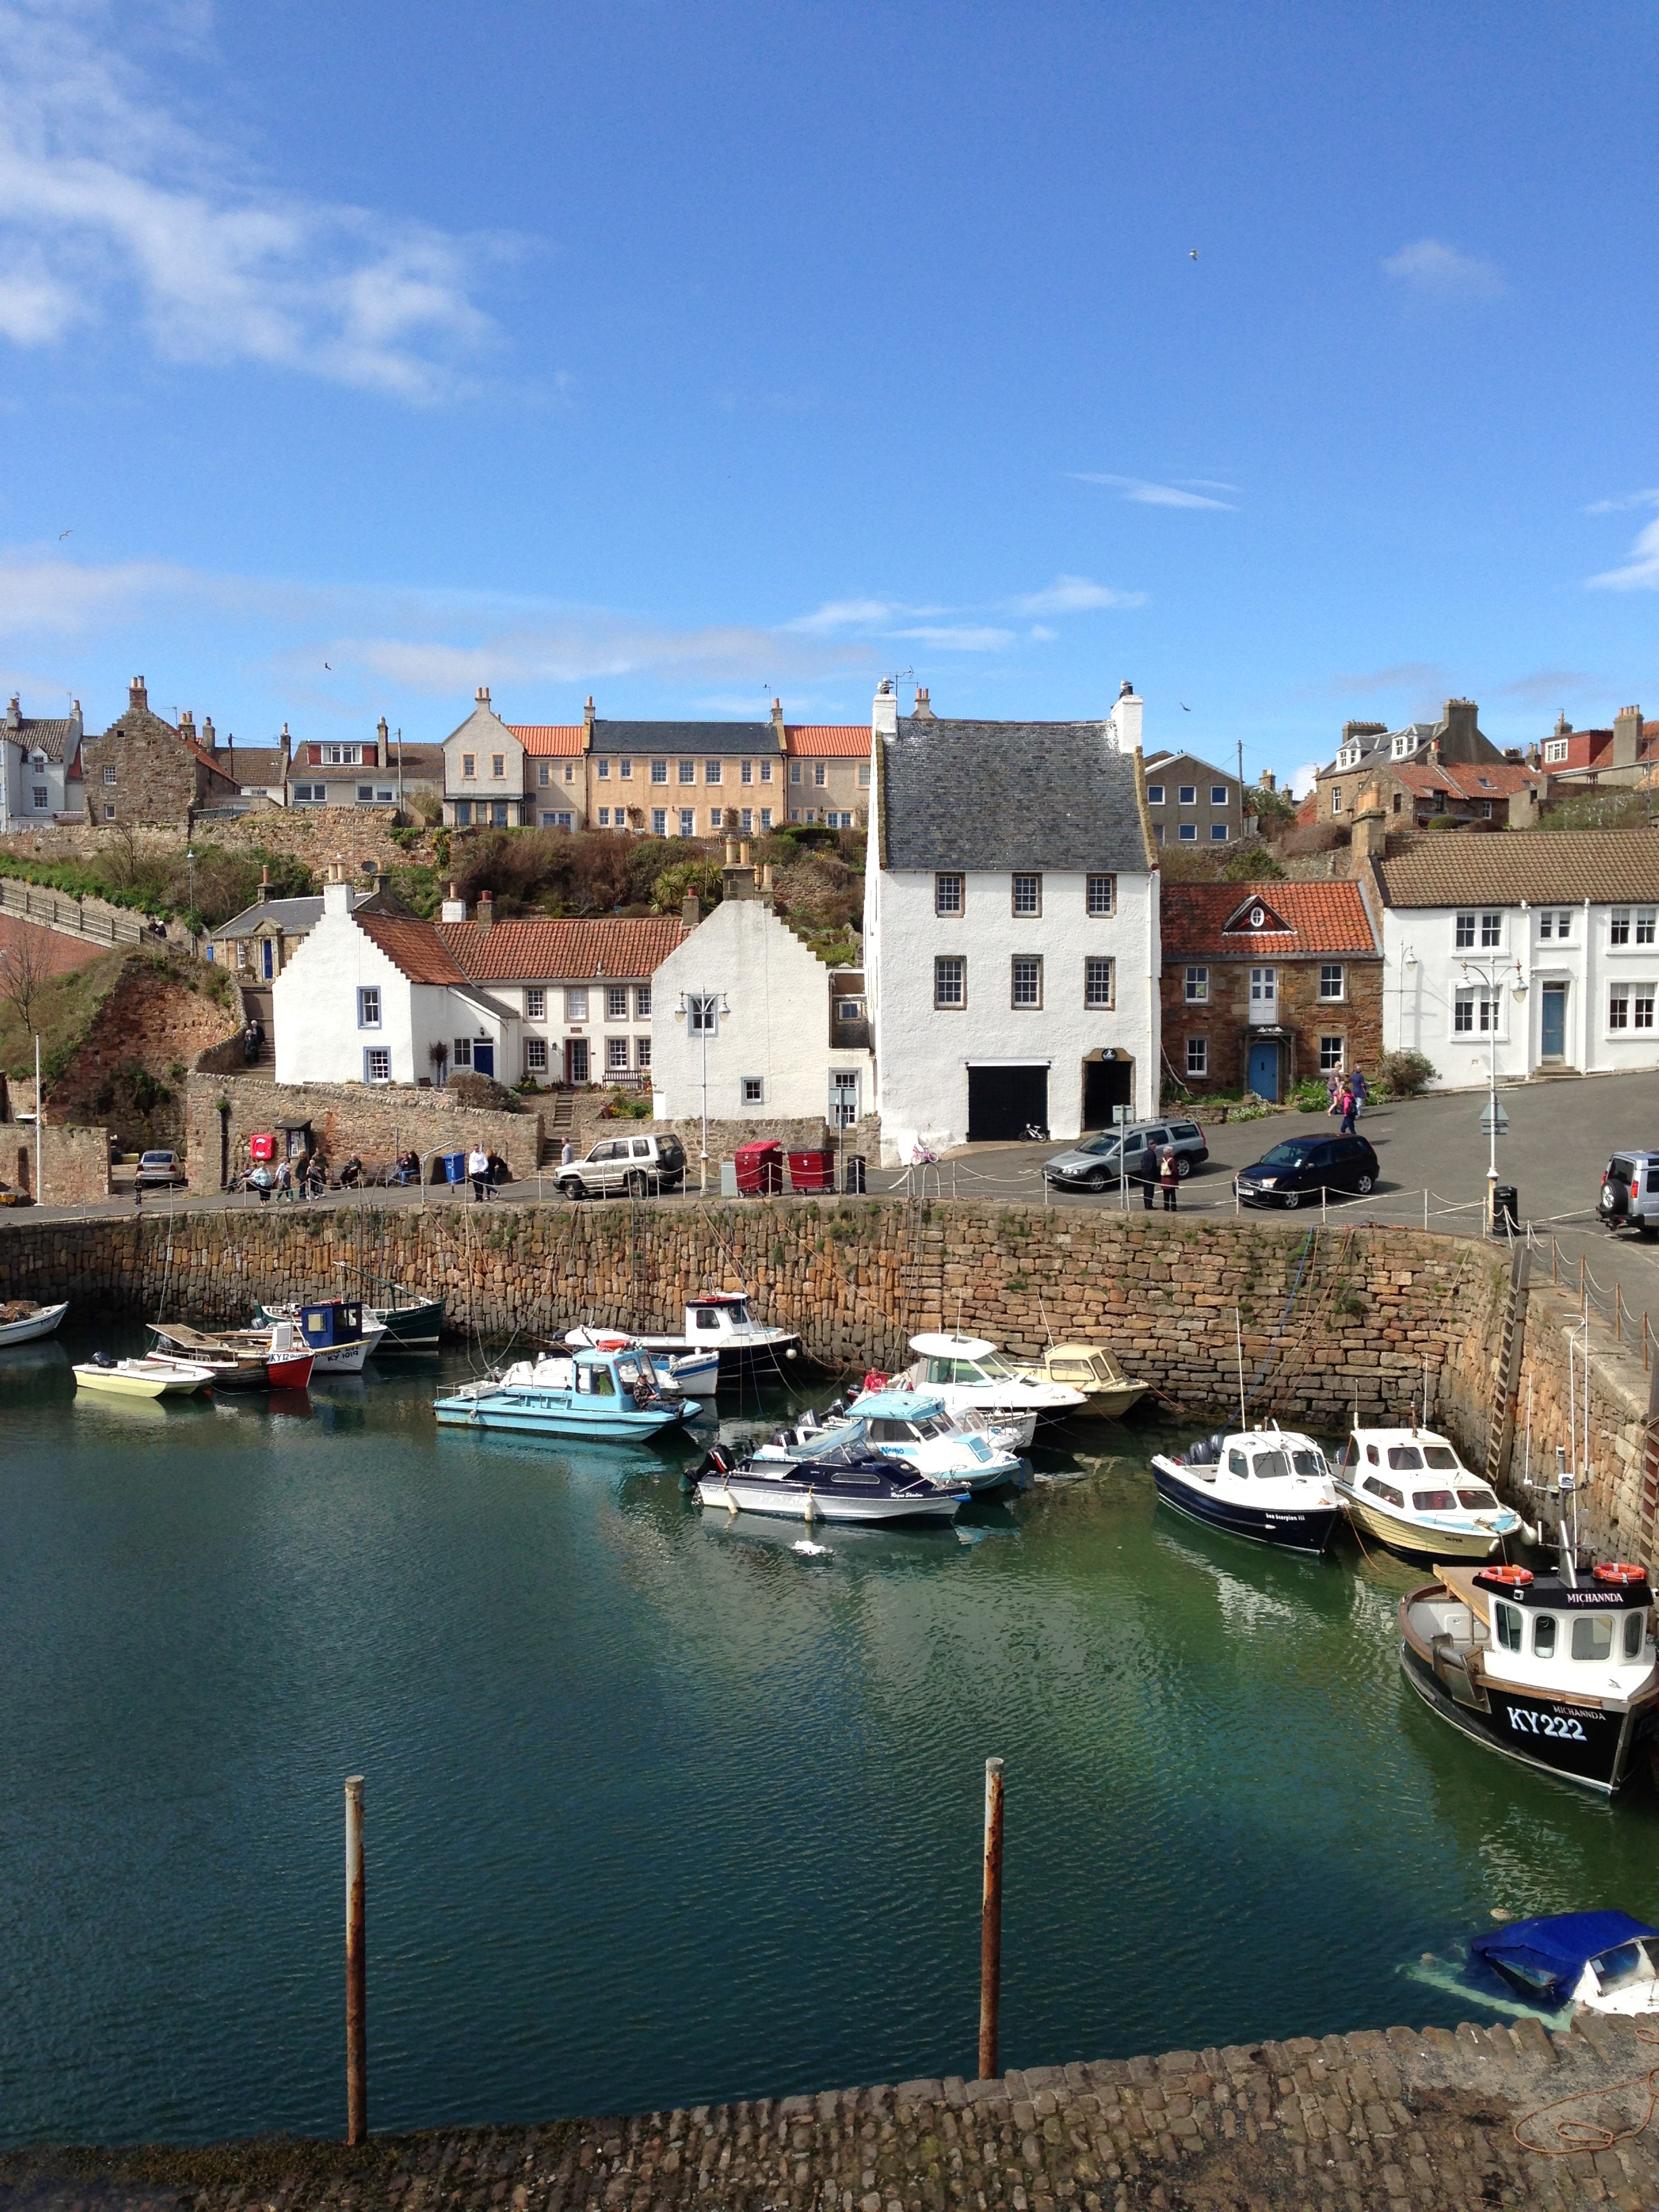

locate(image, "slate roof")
[[1160, 881, 1379, 958], [589, 720, 782, 756], [438, 917, 687, 981], [1374, 832, 1659, 907], [5, 717, 79, 762], [213, 890, 384, 939], [508, 724, 586, 756], [785, 725, 871, 758], [879, 717, 1149, 873], [355, 914, 474, 985], [220, 747, 287, 783]]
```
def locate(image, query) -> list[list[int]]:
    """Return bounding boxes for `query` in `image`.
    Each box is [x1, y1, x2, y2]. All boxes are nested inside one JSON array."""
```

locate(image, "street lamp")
[[677, 989, 729, 1191], [1459, 955, 1527, 1233]]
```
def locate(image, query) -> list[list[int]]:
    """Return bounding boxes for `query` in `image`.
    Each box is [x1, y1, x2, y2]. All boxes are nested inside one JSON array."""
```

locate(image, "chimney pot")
[[682, 892, 701, 927], [476, 685, 490, 705]]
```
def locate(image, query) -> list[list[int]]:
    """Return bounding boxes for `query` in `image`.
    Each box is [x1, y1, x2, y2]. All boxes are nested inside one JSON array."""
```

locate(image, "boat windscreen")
[[1252, 1450, 1291, 1478], [1387, 1446, 1424, 1469], [1422, 1446, 1460, 1470], [972, 1354, 1018, 1378], [1412, 1489, 1458, 1512], [1593, 1941, 1656, 1996], [1457, 1486, 1498, 1509], [1290, 1448, 1326, 1477]]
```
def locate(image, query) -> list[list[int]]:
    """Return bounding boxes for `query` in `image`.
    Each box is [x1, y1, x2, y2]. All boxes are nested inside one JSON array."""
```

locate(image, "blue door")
[[1248, 1040, 1280, 1101], [1541, 983, 1566, 1061], [472, 1042, 495, 1078], [261, 939, 274, 979]]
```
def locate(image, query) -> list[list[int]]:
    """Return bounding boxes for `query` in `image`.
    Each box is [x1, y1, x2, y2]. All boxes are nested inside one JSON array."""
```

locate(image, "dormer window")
[[1544, 739, 1570, 764]]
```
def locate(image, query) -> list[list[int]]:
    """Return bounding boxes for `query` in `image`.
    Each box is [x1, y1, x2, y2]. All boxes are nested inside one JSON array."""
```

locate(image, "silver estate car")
[[1044, 1118, 1209, 1191]]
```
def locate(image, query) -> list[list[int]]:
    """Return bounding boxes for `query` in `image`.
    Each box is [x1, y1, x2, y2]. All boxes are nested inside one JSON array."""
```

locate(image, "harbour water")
[[3, 1328, 1657, 2149]]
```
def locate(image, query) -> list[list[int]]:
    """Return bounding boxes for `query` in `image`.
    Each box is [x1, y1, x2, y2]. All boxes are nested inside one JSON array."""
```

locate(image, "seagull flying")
[[1189, 249, 1199, 261], [58, 528, 70, 539], [1180, 701, 1191, 712]]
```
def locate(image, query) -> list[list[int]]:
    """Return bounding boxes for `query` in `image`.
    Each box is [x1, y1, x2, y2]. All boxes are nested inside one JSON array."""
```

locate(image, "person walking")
[[1326, 1067, 1343, 1115], [1160, 1143, 1180, 1212], [1350, 1068, 1368, 1122], [1338, 1084, 1358, 1136], [468, 1143, 491, 1202]]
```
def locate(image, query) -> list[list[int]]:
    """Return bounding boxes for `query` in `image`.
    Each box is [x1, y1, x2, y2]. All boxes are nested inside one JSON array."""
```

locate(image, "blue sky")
[[1, 0, 1655, 791]]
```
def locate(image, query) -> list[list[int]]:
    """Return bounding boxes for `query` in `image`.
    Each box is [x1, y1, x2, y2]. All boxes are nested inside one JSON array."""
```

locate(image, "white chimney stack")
[[1106, 678, 1143, 755], [872, 678, 899, 739]]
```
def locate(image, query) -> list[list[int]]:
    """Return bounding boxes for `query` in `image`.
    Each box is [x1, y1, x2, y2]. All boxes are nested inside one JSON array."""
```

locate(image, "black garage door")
[[1082, 1055, 1133, 1130], [967, 1065, 1049, 1143]]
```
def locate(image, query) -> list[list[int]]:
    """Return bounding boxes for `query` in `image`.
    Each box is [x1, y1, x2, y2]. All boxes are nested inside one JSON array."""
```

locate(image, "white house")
[[864, 682, 1160, 1162], [651, 851, 873, 1133], [274, 871, 518, 1086], [1370, 832, 1659, 1084], [1, 695, 83, 825]]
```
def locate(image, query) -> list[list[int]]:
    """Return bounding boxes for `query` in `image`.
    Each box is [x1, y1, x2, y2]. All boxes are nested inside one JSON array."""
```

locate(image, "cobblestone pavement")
[[6, 2013, 1659, 2212]]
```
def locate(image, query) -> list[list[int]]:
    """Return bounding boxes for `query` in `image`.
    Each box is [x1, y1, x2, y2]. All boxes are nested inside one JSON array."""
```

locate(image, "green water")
[[1, 1329, 1656, 2148]]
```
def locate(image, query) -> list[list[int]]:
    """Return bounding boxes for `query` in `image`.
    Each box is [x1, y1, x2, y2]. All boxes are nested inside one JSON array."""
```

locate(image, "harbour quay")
[[5, 2012, 1657, 2212]]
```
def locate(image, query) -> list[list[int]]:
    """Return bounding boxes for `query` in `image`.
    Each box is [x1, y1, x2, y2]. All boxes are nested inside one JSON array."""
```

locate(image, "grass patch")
[[0, 947, 127, 1085]]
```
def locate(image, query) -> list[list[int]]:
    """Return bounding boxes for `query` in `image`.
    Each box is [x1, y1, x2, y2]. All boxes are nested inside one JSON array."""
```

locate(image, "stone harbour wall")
[[1508, 1271, 1657, 1565], [2, 2010, 1655, 2211]]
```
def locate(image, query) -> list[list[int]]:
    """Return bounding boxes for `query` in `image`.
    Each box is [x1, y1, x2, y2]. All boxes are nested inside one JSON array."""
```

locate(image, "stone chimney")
[[1349, 783, 1388, 872], [259, 863, 270, 893], [373, 869, 390, 898], [201, 716, 215, 749], [280, 722, 293, 769], [1106, 680, 1143, 755], [1261, 768, 1276, 792], [475, 685, 491, 709], [1343, 720, 1387, 747], [375, 716, 389, 769], [5, 695, 18, 733], [69, 700, 82, 738], [760, 863, 775, 908], [129, 676, 147, 714], [1613, 705, 1643, 771], [912, 687, 935, 720], [1439, 698, 1481, 756], [770, 697, 785, 737], [179, 709, 196, 741], [322, 863, 353, 917], [682, 891, 702, 928], [583, 695, 595, 735], [440, 880, 467, 923], [722, 836, 760, 900], [477, 888, 494, 932], [1507, 783, 1540, 830], [872, 679, 899, 739]]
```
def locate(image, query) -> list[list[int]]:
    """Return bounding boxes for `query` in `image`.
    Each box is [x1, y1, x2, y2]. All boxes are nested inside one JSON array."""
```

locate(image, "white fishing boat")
[[806, 1389, 1023, 1490], [1149, 1424, 1343, 1553], [579, 1294, 800, 1387], [1334, 1423, 1523, 1562], [562, 1327, 718, 1395], [692, 1437, 966, 1524], [73, 1353, 216, 1399], [880, 1334, 1086, 1447], [0, 1298, 69, 1347]]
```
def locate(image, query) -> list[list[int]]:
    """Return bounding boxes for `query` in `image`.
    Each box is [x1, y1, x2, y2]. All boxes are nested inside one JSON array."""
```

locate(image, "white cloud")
[[1586, 489, 1659, 514], [1027, 624, 1057, 642], [1589, 514, 1659, 592], [890, 625, 1014, 651], [1071, 473, 1236, 511], [1382, 239, 1504, 303], [1012, 574, 1147, 614], [780, 599, 896, 634], [0, 0, 507, 398], [1290, 762, 1320, 800]]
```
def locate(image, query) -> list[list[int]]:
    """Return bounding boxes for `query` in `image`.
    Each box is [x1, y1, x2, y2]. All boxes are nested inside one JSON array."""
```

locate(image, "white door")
[[1248, 968, 1277, 1025]]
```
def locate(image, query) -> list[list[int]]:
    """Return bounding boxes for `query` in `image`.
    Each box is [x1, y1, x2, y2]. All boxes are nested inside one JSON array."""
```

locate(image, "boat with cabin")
[[1399, 1557, 1659, 1793], [0, 1298, 69, 1347], [73, 1353, 217, 1399], [258, 1284, 443, 1351], [1029, 1343, 1149, 1420], [1149, 1425, 1343, 1553], [691, 1437, 966, 1525], [752, 1393, 1021, 1492], [563, 1327, 719, 1395], [882, 1334, 1086, 1446], [577, 1293, 800, 1385], [433, 1340, 698, 1439], [1334, 1423, 1523, 1561]]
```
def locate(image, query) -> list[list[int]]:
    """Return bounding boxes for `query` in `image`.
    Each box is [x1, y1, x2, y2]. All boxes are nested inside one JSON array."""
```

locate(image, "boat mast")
[[1233, 1307, 1246, 1431]]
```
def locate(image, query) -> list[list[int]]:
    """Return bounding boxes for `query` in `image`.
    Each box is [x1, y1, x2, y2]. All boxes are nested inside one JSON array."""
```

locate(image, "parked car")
[[555, 1132, 687, 1200], [1044, 1119, 1209, 1191], [1235, 1133, 1379, 1209], [1599, 1151, 1659, 1233], [135, 1149, 186, 1188]]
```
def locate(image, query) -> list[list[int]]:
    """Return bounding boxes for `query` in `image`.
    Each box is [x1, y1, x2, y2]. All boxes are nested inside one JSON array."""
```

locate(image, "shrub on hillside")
[[447, 1070, 521, 1114]]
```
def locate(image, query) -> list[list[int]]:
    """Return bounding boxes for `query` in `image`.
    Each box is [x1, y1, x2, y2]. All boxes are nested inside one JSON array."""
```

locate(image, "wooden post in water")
[[345, 1775, 367, 2145], [978, 1756, 1004, 2081]]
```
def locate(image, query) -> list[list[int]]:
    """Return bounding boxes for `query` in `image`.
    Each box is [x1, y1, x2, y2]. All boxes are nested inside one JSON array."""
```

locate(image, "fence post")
[[978, 1756, 1004, 2083], [345, 1775, 367, 2146]]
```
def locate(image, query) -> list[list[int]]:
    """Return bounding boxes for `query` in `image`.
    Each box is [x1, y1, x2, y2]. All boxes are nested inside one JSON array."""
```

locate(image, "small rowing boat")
[[0, 1298, 69, 1347], [73, 1353, 216, 1399]]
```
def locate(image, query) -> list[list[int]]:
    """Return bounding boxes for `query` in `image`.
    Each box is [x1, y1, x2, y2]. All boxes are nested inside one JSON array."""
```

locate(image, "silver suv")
[[556, 1131, 686, 1200], [1599, 1151, 1659, 1234], [1044, 1118, 1209, 1191]]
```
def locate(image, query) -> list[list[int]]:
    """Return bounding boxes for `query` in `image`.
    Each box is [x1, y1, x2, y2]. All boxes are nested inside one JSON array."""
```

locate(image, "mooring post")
[[978, 1755, 1004, 2081], [345, 1774, 367, 2146]]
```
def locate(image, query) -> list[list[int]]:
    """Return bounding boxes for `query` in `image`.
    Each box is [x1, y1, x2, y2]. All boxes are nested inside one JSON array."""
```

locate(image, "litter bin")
[[788, 1148, 835, 1193], [842, 1153, 867, 1195], [1493, 1183, 1520, 1234], [733, 1139, 783, 1195], [437, 1149, 468, 1187]]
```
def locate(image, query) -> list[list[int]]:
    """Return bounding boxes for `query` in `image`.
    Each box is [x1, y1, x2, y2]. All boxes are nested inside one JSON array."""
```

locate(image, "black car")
[[1235, 1133, 1379, 1209]]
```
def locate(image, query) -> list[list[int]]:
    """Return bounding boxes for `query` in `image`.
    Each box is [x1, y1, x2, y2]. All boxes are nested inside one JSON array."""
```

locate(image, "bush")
[[1372, 1049, 1436, 1099], [1222, 846, 1286, 881], [1290, 1078, 1331, 1111], [446, 1070, 521, 1114]]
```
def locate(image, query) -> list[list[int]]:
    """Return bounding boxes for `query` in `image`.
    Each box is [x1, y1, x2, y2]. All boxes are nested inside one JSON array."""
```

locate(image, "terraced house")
[[1, 695, 83, 826]]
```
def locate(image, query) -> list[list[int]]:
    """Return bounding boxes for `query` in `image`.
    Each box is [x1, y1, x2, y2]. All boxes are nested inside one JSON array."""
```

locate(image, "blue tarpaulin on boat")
[[1470, 1912, 1659, 1995], [853, 1391, 947, 1420]]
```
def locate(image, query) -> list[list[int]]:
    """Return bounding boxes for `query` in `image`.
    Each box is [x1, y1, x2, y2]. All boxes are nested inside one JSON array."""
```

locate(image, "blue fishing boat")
[[434, 1342, 699, 1439]]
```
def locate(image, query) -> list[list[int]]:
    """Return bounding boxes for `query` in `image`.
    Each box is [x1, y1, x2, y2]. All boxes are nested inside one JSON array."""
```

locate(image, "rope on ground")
[[1513, 2020, 1659, 2158]]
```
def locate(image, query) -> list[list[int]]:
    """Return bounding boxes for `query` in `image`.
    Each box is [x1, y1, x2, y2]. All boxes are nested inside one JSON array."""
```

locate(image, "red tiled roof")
[[508, 724, 586, 755], [784, 725, 871, 757], [438, 916, 687, 981], [1160, 880, 1379, 958], [356, 914, 472, 985], [1392, 760, 1538, 801]]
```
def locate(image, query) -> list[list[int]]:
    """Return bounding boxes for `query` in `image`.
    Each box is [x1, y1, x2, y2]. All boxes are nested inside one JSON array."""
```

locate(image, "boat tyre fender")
[[1593, 1561, 1647, 1586]]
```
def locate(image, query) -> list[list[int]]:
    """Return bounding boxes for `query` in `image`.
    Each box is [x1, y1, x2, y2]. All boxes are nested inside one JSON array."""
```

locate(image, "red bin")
[[249, 1131, 277, 1163], [788, 1149, 835, 1193], [733, 1139, 783, 1195]]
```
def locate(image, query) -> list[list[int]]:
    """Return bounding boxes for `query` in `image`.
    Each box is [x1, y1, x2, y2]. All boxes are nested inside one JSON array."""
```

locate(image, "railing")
[[1523, 1220, 1654, 1371], [0, 873, 162, 951]]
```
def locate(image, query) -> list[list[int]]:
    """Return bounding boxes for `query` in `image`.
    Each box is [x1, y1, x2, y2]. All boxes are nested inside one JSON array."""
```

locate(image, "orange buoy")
[[1593, 1561, 1647, 1586], [1482, 1564, 1535, 1588]]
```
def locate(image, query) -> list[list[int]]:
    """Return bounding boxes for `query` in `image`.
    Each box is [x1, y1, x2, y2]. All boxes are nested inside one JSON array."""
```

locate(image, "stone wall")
[[183, 1070, 544, 1188], [1507, 1267, 1657, 1564], [45, 954, 242, 1153], [3, 1123, 114, 1204], [1160, 955, 1385, 1097]]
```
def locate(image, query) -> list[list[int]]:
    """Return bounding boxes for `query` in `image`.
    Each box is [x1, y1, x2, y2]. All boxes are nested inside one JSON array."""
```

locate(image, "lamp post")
[[678, 990, 729, 1192], [1459, 955, 1527, 1233]]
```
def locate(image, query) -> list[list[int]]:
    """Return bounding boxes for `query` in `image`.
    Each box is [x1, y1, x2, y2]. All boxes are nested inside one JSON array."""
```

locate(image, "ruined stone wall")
[[3, 1124, 115, 1204], [183, 1070, 544, 1187], [44, 954, 241, 1152]]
